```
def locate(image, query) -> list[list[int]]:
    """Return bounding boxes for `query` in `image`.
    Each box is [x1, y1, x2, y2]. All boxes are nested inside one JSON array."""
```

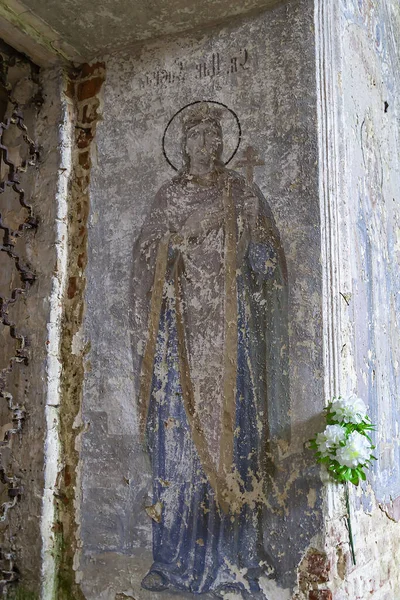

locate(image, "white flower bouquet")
[[309, 395, 376, 485]]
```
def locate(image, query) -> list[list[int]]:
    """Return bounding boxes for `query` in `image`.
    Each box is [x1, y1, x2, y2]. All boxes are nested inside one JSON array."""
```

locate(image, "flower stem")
[[345, 482, 356, 566]]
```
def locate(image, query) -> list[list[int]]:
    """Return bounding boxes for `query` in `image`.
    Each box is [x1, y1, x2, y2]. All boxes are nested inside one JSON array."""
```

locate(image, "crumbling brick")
[[309, 590, 332, 600]]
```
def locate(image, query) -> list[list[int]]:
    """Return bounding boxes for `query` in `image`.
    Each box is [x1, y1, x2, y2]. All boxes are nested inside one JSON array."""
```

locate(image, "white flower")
[[330, 395, 368, 424], [316, 424, 346, 457], [336, 431, 372, 468]]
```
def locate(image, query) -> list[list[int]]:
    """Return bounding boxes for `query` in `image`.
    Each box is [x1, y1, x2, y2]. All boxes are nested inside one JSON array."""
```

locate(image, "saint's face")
[[185, 121, 223, 174]]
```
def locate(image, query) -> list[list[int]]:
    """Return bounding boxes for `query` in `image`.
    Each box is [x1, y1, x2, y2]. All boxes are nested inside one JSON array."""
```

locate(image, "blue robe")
[[133, 170, 286, 594]]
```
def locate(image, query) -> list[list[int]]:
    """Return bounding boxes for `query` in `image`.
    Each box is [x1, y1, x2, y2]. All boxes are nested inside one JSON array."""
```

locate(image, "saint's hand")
[[243, 195, 259, 228]]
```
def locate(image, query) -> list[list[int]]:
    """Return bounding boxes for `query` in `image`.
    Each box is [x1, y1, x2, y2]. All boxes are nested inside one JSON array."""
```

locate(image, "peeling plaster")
[[79, 2, 324, 597], [0, 0, 80, 64], [40, 70, 73, 600], [16, 0, 285, 60], [55, 62, 105, 600], [259, 577, 291, 600]]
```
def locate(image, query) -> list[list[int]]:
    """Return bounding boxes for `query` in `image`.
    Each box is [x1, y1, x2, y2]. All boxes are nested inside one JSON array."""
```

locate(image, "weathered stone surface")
[[18, 0, 284, 60], [314, 0, 400, 598], [308, 591, 332, 600], [299, 549, 330, 585], [337, 0, 400, 507], [54, 61, 106, 600], [0, 0, 397, 597], [79, 0, 324, 597], [0, 46, 64, 597]]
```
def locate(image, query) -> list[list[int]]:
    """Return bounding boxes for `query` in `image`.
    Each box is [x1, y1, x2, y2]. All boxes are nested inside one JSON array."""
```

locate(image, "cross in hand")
[[233, 146, 265, 185]]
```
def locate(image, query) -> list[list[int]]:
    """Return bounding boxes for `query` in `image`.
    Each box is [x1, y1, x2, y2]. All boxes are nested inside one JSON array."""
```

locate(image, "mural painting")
[[131, 102, 287, 596]]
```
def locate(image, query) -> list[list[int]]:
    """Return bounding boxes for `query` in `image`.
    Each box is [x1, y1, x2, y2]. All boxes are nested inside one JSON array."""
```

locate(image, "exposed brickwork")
[[56, 61, 105, 600], [294, 493, 400, 599], [297, 548, 331, 597], [309, 591, 332, 600], [306, 550, 330, 583], [323, 491, 400, 599]]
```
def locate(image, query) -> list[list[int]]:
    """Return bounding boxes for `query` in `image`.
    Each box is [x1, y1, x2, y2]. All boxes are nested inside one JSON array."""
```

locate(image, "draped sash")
[[138, 180, 238, 511]]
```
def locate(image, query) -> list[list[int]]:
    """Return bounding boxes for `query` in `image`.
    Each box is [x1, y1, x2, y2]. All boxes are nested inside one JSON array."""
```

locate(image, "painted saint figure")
[[132, 103, 286, 597]]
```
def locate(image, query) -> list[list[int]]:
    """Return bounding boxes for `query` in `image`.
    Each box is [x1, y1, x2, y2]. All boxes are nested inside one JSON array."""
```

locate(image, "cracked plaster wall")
[[78, 0, 326, 598], [0, 0, 398, 599], [320, 1, 400, 599]]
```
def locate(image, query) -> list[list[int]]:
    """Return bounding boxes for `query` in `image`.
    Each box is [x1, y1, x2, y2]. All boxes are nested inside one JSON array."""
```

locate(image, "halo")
[[162, 100, 242, 172]]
